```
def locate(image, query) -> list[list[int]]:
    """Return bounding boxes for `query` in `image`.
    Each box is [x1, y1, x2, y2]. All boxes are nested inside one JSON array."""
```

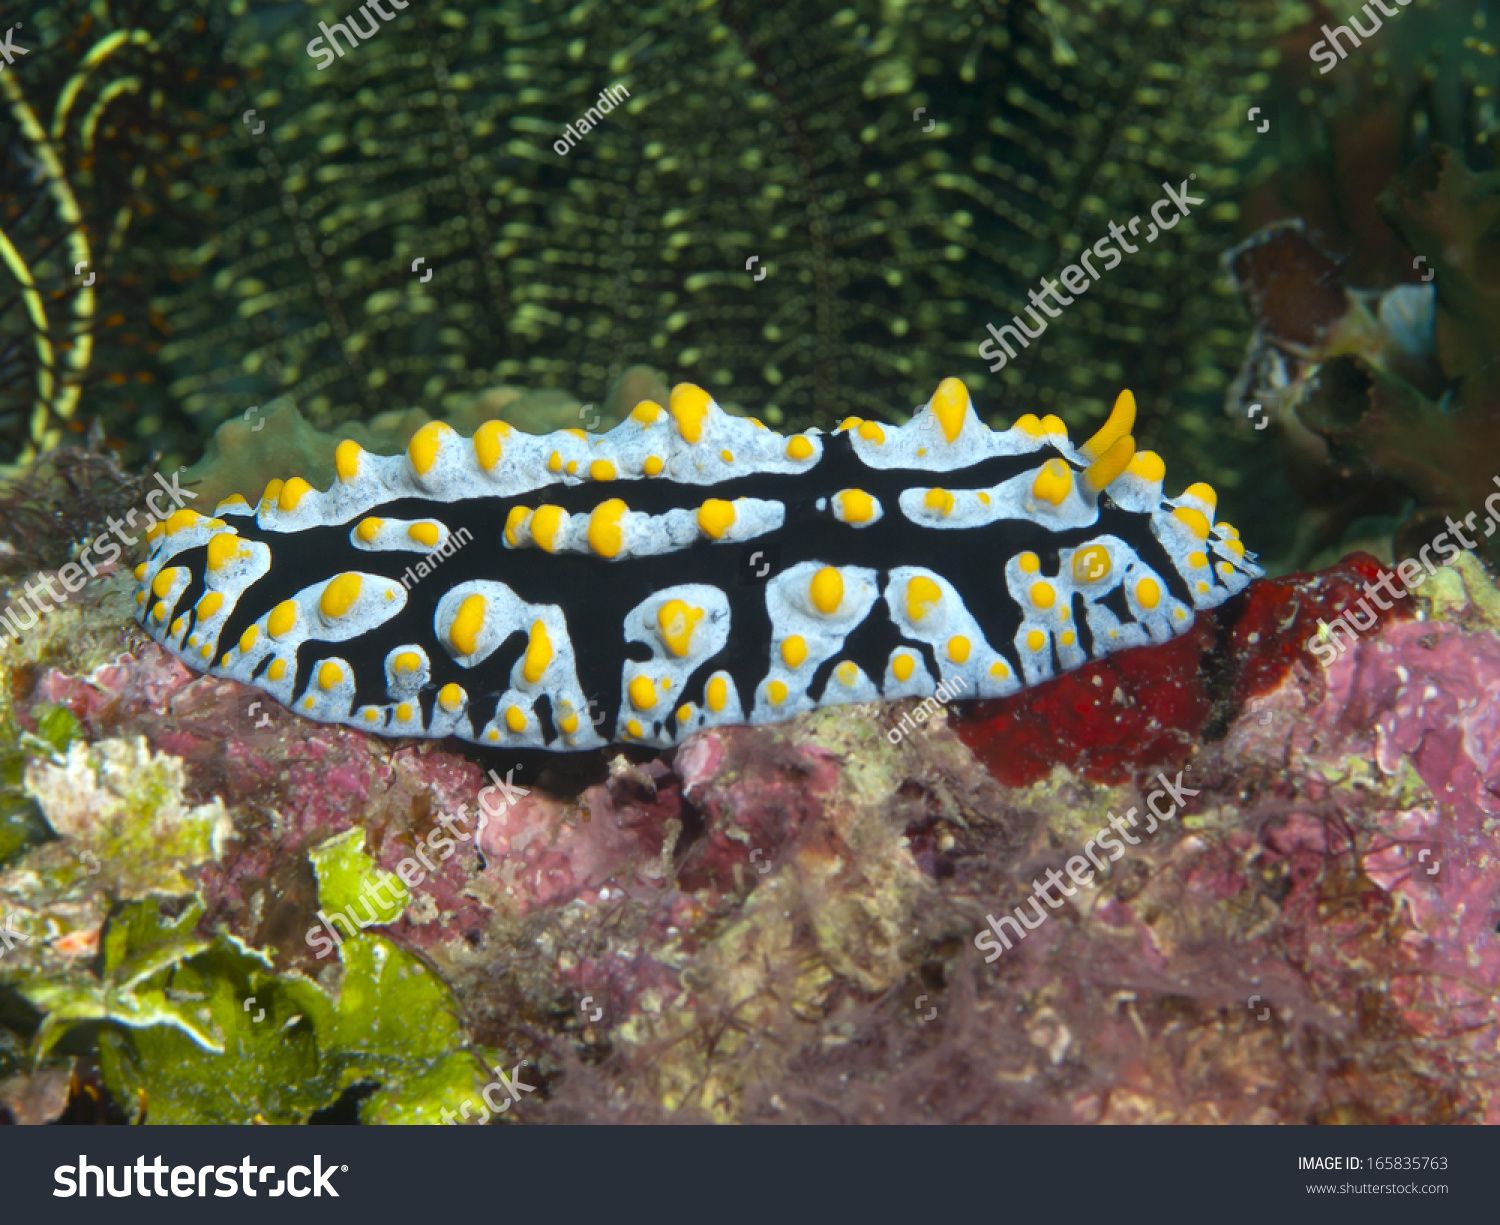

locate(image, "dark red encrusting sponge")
[[950, 553, 1410, 786]]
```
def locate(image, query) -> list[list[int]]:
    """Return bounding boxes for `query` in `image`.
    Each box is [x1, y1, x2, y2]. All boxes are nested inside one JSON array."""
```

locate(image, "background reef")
[[4, 1, 1309, 508]]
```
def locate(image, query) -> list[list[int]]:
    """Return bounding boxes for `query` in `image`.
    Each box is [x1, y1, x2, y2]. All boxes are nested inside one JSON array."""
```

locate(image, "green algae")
[[308, 827, 410, 928], [4, 763, 491, 1123], [17, 881, 488, 1124]]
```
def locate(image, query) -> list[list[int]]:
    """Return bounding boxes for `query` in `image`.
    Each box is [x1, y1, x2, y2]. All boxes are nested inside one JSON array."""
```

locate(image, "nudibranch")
[[133, 379, 1261, 752]]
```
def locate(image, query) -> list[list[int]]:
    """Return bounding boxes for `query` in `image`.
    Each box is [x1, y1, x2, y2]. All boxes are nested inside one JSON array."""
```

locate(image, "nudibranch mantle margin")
[[133, 378, 1262, 752]]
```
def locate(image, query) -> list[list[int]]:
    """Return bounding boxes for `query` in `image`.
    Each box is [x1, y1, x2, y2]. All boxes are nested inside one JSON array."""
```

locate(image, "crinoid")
[[0, 0, 231, 468]]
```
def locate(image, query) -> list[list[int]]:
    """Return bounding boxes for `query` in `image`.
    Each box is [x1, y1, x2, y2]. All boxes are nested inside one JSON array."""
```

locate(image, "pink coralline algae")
[[1303, 619, 1500, 1058], [6, 560, 1500, 1124]]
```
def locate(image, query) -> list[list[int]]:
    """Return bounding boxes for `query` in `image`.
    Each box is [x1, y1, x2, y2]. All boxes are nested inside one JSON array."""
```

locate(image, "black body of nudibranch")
[[133, 379, 1262, 752]]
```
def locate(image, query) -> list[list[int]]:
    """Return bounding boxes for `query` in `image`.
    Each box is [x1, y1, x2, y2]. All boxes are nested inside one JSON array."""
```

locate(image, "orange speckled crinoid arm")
[[133, 379, 1261, 751]]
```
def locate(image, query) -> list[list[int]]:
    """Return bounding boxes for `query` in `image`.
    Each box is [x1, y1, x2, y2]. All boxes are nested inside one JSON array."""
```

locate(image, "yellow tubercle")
[[697, 498, 737, 540], [1032, 458, 1073, 506], [892, 653, 915, 682], [1172, 506, 1211, 539], [930, 377, 971, 442], [1072, 545, 1112, 584], [437, 683, 465, 712], [547, 451, 563, 473], [643, 455, 664, 476], [318, 661, 343, 691], [658, 599, 704, 657], [397, 703, 414, 722], [267, 659, 286, 681], [522, 620, 552, 684], [260, 478, 284, 508], [706, 675, 729, 712], [151, 566, 181, 598], [356, 517, 384, 543], [408, 522, 441, 548], [676, 704, 694, 725], [277, 478, 313, 512], [1136, 577, 1161, 610], [449, 594, 487, 656], [1026, 629, 1046, 651], [906, 575, 942, 622], [1081, 389, 1136, 460], [786, 435, 814, 461], [588, 499, 627, 558], [559, 713, 579, 736], [504, 506, 532, 547], [590, 460, 616, 482], [1183, 481, 1217, 508], [810, 567, 843, 615], [473, 420, 508, 471], [626, 720, 644, 739], [781, 635, 807, 668], [530, 505, 566, 552], [319, 573, 362, 619], [1082, 434, 1136, 495], [335, 439, 364, 481], [836, 489, 876, 524], [1012, 414, 1044, 437], [668, 383, 712, 443], [392, 651, 421, 673], [407, 421, 452, 476], [505, 706, 528, 734], [857, 420, 885, 444], [631, 399, 663, 425], [239, 625, 259, 653], [837, 661, 859, 686], [206, 533, 247, 572], [947, 636, 971, 663], [267, 600, 298, 638], [629, 675, 657, 711], [1030, 581, 1056, 610], [924, 488, 955, 517], [1039, 414, 1068, 438], [166, 509, 209, 536], [1128, 450, 1166, 483], [196, 592, 224, 620], [767, 680, 788, 705], [1018, 552, 1040, 574]]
